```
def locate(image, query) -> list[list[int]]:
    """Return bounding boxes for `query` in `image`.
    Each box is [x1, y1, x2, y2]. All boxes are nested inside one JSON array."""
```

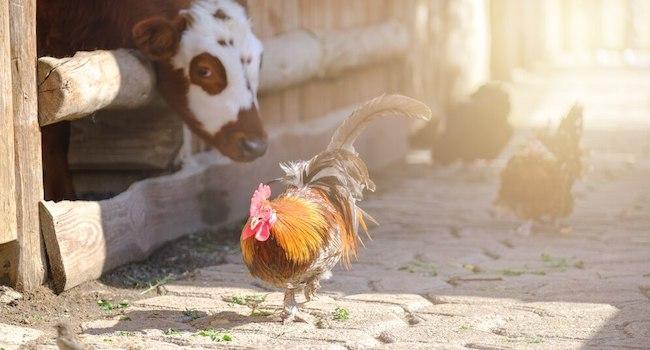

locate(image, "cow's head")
[[133, 0, 266, 161]]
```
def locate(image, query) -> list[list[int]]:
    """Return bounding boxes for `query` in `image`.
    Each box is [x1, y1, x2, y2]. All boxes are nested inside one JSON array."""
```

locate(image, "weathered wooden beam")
[[68, 106, 183, 171], [9, 0, 47, 291], [37, 49, 156, 126], [259, 20, 409, 92], [0, 0, 17, 245], [35, 21, 409, 124], [259, 30, 322, 92], [40, 103, 409, 292]]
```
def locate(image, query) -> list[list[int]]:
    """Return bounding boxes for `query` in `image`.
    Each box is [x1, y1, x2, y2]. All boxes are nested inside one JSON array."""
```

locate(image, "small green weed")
[[541, 253, 569, 269], [116, 331, 135, 337], [139, 274, 175, 295], [97, 299, 129, 311], [226, 294, 270, 316], [197, 329, 233, 342], [498, 268, 546, 277], [332, 307, 350, 321], [399, 260, 437, 276], [525, 336, 544, 344], [462, 264, 483, 273]]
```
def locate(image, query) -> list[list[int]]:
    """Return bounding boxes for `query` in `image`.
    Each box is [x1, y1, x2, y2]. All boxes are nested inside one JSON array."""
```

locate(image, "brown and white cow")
[[38, 0, 266, 200]]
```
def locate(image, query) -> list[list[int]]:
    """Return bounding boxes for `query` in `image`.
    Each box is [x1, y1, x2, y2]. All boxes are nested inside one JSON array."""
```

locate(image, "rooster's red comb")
[[250, 183, 272, 216]]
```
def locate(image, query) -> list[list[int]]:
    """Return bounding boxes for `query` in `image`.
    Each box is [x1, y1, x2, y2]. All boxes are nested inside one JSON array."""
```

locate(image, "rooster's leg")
[[282, 288, 314, 324], [304, 278, 320, 302], [283, 288, 298, 315]]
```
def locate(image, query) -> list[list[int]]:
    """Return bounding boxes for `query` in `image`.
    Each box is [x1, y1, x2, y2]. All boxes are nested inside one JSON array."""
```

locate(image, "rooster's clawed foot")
[[283, 288, 315, 324], [282, 307, 315, 325]]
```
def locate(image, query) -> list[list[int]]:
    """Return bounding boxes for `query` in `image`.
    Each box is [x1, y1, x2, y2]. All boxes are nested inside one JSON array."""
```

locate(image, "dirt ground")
[[0, 224, 242, 336]]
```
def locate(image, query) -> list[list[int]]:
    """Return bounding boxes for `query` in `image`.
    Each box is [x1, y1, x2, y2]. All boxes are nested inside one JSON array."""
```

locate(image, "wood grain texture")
[[37, 49, 156, 126], [41, 102, 409, 292], [248, 0, 299, 38], [0, 0, 17, 245], [259, 21, 409, 92], [258, 58, 403, 127], [68, 106, 183, 171], [72, 170, 164, 197], [259, 30, 322, 92], [9, 0, 47, 291]]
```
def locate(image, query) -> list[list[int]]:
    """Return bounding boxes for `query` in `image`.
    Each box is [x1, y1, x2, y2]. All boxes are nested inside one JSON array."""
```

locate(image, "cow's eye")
[[197, 67, 212, 78]]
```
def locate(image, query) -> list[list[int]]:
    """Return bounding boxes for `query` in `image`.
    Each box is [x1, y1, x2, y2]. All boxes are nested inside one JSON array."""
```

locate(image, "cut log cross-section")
[[38, 49, 156, 126]]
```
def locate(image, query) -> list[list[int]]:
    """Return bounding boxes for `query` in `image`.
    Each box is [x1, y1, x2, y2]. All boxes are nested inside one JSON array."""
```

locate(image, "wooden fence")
[[1, 0, 492, 291]]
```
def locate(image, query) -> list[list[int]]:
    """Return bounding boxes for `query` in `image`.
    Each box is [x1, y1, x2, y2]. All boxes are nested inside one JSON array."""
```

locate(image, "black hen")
[[423, 82, 512, 165], [495, 104, 584, 224]]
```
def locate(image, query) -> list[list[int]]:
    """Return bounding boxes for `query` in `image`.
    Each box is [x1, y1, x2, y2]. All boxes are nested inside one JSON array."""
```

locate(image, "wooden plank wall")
[[253, 0, 403, 124]]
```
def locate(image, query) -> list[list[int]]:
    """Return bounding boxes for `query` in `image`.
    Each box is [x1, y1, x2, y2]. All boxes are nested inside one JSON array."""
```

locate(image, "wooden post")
[[0, 0, 17, 245], [9, 0, 47, 291]]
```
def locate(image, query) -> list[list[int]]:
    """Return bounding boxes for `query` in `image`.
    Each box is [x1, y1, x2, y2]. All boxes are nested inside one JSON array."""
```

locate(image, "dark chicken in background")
[[240, 95, 431, 323], [410, 82, 513, 165], [495, 104, 584, 231]]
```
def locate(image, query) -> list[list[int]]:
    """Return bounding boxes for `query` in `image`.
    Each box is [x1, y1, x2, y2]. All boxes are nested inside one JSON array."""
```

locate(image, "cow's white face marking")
[[171, 0, 263, 135]]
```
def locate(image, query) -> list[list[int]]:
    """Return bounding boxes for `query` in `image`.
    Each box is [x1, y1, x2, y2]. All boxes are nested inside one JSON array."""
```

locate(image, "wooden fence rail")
[[38, 50, 156, 126], [36, 21, 409, 126]]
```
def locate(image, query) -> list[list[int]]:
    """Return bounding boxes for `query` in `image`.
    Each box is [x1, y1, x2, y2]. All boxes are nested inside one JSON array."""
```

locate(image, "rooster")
[[240, 95, 431, 323], [495, 103, 584, 233]]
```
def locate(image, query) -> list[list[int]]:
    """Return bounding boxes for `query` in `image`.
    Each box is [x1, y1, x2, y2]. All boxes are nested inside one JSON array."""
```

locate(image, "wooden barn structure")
[[0, 0, 493, 293]]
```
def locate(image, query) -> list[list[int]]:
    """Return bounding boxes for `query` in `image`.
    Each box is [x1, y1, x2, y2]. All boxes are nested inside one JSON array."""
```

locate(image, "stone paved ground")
[[3, 68, 650, 349]]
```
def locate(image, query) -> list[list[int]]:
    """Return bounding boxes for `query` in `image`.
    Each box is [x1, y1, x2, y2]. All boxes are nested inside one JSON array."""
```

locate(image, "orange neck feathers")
[[241, 190, 365, 269], [269, 196, 330, 264]]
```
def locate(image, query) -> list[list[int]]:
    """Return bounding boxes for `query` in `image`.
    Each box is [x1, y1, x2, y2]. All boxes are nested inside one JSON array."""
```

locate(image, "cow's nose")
[[239, 137, 267, 158]]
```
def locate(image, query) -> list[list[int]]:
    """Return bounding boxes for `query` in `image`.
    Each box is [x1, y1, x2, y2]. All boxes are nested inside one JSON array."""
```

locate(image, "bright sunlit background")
[[491, 0, 650, 130]]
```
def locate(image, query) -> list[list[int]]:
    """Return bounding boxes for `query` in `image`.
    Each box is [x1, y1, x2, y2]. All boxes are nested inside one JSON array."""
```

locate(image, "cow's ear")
[[133, 17, 183, 61]]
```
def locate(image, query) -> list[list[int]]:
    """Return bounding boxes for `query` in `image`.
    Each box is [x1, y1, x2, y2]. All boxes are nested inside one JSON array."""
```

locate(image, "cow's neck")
[[37, 0, 191, 58]]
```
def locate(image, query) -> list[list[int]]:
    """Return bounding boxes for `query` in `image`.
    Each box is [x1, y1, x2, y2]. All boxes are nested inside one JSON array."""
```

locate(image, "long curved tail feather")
[[327, 94, 432, 153]]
